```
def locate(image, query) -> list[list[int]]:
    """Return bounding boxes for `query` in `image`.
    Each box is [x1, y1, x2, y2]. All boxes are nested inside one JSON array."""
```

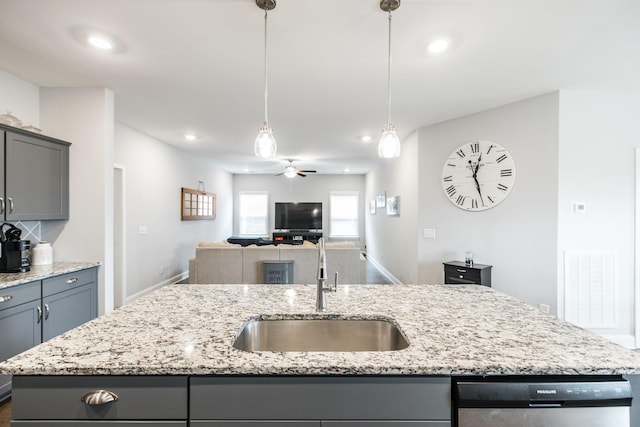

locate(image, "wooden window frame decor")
[[181, 186, 216, 221]]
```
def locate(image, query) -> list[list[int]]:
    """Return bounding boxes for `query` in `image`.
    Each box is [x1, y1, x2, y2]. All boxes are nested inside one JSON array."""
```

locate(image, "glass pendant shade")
[[378, 124, 401, 158], [254, 123, 277, 158]]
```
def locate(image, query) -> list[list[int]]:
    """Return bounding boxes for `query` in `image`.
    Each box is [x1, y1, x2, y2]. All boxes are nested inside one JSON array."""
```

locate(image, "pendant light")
[[378, 0, 401, 159], [254, 0, 277, 158]]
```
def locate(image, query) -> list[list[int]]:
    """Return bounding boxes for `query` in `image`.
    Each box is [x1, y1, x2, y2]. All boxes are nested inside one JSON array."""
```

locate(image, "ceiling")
[[1, 0, 639, 175]]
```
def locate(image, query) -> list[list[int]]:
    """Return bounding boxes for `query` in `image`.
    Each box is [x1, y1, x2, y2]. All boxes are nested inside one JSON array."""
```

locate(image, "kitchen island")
[[2, 283, 640, 425]]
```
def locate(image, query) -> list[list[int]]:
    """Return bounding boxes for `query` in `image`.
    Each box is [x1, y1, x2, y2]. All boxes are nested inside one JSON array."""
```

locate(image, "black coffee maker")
[[0, 223, 30, 273]]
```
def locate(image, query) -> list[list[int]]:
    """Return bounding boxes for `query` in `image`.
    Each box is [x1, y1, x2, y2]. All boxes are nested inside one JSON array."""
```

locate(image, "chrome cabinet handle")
[[456, 269, 467, 273], [7, 197, 13, 214], [66, 277, 79, 284], [0, 198, 4, 214], [0, 295, 13, 303], [36, 306, 42, 323], [81, 390, 118, 406], [44, 303, 50, 320]]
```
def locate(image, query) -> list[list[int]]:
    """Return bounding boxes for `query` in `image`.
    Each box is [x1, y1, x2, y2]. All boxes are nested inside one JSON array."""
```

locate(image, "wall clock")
[[441, 140, 516, 211]]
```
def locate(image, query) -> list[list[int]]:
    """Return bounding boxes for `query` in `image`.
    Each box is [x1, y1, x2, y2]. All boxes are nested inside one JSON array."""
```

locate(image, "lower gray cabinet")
[[0, 267, 99, 401], [42, 269, 98, 341], [11, 375, 188, 424], [190, 376, 451, 425], [0, 281, 42, 400]]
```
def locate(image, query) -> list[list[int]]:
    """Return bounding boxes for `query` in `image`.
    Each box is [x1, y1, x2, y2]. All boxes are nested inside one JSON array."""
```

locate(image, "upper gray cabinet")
[[1, 125, 70, 220]]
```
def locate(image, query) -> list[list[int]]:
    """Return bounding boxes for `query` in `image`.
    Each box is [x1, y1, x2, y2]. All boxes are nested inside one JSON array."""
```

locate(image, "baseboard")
[[124, 271, 189, 305], [365, 255, 402, 285]]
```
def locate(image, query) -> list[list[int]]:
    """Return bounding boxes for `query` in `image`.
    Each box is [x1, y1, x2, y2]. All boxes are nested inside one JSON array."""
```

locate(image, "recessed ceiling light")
[[183, 133, 198, 141], [426, 38, 450, 54], [361, 135, 372, 142], [87, 35, 114, 50], [344, 168, 351, 173]]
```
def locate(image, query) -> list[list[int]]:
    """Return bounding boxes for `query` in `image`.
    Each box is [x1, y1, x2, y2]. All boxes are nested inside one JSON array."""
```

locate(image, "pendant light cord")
[[263, 7, 269, 125], [386, 10, 393, 127]]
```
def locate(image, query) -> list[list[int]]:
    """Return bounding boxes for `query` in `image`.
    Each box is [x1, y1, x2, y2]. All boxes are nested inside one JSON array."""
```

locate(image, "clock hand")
[[471, 155, 484, 205]]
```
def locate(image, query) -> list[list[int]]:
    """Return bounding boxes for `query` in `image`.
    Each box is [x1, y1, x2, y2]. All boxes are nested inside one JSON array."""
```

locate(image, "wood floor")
[[0, 398, 10, 427]]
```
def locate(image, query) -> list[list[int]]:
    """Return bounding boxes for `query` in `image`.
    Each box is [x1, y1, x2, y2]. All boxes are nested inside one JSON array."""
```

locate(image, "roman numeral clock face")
[[441, 140, 516, 211]]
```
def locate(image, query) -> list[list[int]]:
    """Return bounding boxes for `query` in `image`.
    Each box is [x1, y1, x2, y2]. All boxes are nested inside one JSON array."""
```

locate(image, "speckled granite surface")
[[2, 283, 640, 376], [0, 262, 100, 290]]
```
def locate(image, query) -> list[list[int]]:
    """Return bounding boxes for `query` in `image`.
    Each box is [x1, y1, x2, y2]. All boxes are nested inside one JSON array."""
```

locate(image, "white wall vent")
[[564, 251, 617, 328]]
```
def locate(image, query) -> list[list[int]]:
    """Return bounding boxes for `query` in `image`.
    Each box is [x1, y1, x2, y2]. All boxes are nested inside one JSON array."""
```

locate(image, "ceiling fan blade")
[[298, 170, 317, 173], [275, 172, 284, 176], [297, 172, 307, 177]]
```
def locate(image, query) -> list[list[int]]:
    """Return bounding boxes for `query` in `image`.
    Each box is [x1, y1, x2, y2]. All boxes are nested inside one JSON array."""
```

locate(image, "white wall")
[[233, 174, 366, 247], [115, 124, 233, 300], [365, 131, 419, 284], [39, 88, 115, 314], [417, 93, 560, 311], [0, 69, 40, 127], [558, 90, 640, 342]]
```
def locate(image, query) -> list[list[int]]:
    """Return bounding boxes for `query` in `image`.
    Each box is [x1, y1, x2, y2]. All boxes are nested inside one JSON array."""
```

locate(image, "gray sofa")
[[188, 242, 362, 284]]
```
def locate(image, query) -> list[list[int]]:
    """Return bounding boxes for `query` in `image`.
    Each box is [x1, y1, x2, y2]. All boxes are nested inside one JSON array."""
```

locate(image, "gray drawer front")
[[43, 268, 96, 297], [11, 376, 188, 420], [0, 281, 40, 309], [323, 423, 450, 427], [192, 423, 319, 427], [190, 377, 451, 421], [13, 422, 187, 426]]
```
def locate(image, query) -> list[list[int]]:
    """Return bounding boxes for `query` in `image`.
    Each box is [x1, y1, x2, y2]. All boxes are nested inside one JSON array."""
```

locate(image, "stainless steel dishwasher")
[[454, 377, 632, 426]]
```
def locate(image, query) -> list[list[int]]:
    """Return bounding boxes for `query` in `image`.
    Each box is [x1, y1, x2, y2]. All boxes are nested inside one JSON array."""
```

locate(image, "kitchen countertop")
[[2, 283, 640, 376], [0, 262, 101, 290]]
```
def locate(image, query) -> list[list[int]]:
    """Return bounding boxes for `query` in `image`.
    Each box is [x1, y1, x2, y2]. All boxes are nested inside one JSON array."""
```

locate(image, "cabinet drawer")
[[192, 423, 319, 427], [13, 422, 186, 426], [444, 267, 480, 282], [191, 377, 451, 421], [11, 376, 188, 420], [0, 281, 40, 310], [43, 268, 96, 297]]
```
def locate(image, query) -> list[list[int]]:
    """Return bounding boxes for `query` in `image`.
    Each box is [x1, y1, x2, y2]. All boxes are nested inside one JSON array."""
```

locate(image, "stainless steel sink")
[[232, 317, 409, 352]]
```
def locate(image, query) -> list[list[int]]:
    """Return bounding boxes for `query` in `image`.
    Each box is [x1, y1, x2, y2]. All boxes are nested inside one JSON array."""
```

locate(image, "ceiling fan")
[[276, 160, 317, 178]]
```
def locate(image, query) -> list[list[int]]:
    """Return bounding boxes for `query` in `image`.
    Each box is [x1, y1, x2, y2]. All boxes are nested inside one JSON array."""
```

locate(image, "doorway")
[[113, 164, 126, 308]]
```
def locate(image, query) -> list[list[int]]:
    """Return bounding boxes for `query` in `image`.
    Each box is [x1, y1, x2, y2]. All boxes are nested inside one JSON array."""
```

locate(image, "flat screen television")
[[274, 202, 322, 230]]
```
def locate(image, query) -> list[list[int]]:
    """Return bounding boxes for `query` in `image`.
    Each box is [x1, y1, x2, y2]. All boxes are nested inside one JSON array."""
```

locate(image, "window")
[[329, 191, 359, 238], [239, 191, 269, 236]]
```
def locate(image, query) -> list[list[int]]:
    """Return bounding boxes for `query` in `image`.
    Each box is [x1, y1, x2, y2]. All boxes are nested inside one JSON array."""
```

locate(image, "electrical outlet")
[[159, 265, 165, 275], [539, 303, 550, 314], [138, 225, 147, 235], [423, 228, 436, 239]]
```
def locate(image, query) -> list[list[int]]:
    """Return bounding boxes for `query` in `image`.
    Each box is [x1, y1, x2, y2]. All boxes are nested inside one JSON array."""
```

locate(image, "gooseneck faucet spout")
[[316, 238, 337, 312]]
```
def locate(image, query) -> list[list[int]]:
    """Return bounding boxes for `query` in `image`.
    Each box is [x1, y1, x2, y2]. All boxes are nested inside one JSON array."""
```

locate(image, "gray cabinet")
[[42, 269, 98, 341], [190, 376, 451, 426], [11, 375, 188, 425], [0, 125, 70, 221], [0, 281, 42, 399], [0, 267, 98, 401]]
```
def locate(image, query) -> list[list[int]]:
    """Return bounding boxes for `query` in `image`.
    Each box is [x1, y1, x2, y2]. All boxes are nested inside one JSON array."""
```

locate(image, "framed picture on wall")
[[369, 200, 376, 214], [387, 196, 399, 216], [376, 191, 386, 208]]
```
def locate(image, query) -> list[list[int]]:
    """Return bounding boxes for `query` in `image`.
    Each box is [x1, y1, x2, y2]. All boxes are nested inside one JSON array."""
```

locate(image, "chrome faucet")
[[316, 238, 337, 312]]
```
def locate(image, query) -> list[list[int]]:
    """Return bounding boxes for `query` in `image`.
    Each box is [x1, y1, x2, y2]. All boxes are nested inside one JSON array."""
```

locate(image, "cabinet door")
[[0, 299, 42, 398], [5, 131, 69, 220], [192, 423, 319, 427], [42, 282, 97, 341]]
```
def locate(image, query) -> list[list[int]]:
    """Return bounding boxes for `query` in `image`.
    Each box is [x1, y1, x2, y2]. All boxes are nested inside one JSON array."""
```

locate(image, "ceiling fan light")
[[378, 125, 401, 158], [284, 166, 297, 178], [254, 124, 277, 158]]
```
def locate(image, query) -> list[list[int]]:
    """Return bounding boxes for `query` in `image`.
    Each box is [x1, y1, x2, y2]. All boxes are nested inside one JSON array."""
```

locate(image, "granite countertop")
[[2, 283, 640, 376], [0, 262, 101, 290]]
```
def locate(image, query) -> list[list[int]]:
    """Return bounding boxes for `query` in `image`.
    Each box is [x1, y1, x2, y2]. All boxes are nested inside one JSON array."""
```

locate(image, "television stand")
[[272, 231, 322, 245]]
